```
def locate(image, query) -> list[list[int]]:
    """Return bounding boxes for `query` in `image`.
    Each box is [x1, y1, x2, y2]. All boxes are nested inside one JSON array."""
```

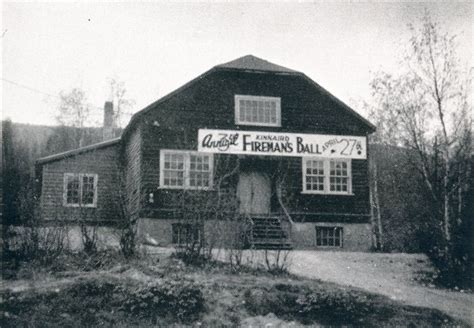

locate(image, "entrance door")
[[237, 171, 271, 215]]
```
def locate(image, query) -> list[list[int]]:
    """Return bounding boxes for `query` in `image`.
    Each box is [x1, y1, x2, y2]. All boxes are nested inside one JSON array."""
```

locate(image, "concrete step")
[[252, 241, 293, 250], [248, 216, 292, 250]]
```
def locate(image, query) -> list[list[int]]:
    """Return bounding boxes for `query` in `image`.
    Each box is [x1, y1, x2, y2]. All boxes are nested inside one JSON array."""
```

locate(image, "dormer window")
[[235, 95, 281, 127]]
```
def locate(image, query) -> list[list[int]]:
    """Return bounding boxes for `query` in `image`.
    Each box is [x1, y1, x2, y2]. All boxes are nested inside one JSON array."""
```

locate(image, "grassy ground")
[[1, 249, 468, 327]]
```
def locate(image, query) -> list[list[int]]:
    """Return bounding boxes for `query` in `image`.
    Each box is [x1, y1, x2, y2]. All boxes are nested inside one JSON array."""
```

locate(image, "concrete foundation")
[[138, 218, 373, 251], [291, 222, 372, 251]]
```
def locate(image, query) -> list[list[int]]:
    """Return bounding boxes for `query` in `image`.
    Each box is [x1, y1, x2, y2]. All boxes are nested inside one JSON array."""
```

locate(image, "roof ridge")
[[216, 55, 298, 73]]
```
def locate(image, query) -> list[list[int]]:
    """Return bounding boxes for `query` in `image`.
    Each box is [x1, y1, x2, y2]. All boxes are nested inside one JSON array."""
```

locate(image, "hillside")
[[2, 121, 122, 175]]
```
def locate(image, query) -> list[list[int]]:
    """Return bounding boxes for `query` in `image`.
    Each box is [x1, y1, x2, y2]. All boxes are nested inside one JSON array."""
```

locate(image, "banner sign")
[[198, 129, 366, 159]]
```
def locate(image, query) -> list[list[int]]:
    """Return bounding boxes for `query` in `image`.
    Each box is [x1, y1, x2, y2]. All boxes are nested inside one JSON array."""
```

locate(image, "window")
[[63, 173, 98, 207], [316, 226, 343, 247], [160, 150, 213, 189], [329, 160, 350, 193], [302, 159, 352, 194], [235, 95, 281, 126], [172, 223, 202, 245], [304, 159, 325, 192]]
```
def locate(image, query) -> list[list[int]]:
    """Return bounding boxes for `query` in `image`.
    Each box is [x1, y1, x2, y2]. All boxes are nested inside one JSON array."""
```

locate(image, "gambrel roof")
[[122, 55, 375, 140]]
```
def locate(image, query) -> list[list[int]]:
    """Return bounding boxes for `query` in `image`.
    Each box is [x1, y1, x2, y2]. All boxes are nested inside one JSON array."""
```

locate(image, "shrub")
[[2, 225, 68, 279], [172, 248, 209, 267], [80, 224, 98, 255], [295, 289, 376, 325], [119, 279, 205, 323], [66, 277, 205, 323], [2, 277, 206, 327], [244, 284, 378, 325], [263, 249, 292, 275]]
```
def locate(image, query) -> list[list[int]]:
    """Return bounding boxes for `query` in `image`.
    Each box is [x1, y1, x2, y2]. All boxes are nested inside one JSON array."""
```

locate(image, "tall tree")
[[368, 13, 472, 286], [107, 77, 135, 132], [2, 119, 20, 224], [56, 88, 92, 148]]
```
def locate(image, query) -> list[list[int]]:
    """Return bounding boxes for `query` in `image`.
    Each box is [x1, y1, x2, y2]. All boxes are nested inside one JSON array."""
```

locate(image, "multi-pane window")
[[81, 175, 96, 205], [66, 175, 80, 205], [189, 154, 211, 188], [329, 160, 349, 193], [304, 159, 325, 192], [302, 159, 352, 194], [235, 95, 281, 126], [160, 150, 213, 190], [163, 153, 185, 187], [63, 173, 98, 207], [172, 223, 202, 245], [316, 226, 343, 247]]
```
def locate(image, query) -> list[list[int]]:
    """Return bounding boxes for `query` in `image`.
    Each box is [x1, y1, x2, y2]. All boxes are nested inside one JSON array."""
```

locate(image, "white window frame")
[[302, 158, 352, 195], [234, 95, 281, 127], [63, 173, 98, 207], [159, 149, 214, 190], [315, 226, 344, 248]]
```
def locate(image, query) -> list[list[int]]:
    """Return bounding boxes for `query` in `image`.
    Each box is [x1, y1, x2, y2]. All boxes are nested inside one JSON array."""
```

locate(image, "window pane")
[[163, 152, 185, 187], [305, 159, 325, 191], [240, 100, 245, 121], [270, 107, 277, 123], [329, 160, 349, 193], [66, 176, 80, 204], [190, 154, 211, 188], [82, 176, 95, 205]]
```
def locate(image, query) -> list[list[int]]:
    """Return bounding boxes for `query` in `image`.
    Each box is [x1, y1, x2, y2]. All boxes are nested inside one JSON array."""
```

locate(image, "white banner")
[[198, 129, 366, 159]]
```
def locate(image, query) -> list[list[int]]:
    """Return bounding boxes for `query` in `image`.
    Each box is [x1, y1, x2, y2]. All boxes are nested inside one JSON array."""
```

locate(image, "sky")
[[1, 1, 472, 126]]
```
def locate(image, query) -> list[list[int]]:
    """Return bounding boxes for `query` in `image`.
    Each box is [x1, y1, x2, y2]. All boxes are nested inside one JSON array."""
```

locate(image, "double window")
[[63, 173, 98, 207], [235, 95, 281, 127], [316, 226, 343, 247], [160, 150, 213, 190], [303, 159, 352, 194]]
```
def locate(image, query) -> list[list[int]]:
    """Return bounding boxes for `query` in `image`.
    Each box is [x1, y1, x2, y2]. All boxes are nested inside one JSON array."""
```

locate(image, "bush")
[[263, 250, 292, 275], [295, 288, 376, 325], [120, 280, 205, 322], [244, 284, 378, 325], [2, 277, 206, 327], [172, 248, 209, 267], [2, 225, 68, 279], [65, 277, 205, 323]]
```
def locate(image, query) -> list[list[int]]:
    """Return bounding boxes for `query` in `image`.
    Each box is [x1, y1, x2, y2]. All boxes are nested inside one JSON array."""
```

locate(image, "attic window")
[[235, 95, 281, 127]]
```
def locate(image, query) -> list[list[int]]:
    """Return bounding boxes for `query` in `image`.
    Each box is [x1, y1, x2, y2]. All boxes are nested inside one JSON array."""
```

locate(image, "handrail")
[[276, 184, 294, 225]]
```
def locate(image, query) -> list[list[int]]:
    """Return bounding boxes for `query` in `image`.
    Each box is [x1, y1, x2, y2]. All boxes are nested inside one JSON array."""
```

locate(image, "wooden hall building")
[[36, 55, 376, 251]]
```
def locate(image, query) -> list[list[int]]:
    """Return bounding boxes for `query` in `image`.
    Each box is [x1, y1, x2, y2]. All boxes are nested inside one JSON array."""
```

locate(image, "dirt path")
[[286, 251, 473, 325]]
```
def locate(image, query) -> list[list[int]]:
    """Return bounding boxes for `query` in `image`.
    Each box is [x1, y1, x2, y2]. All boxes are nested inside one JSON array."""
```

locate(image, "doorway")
[[237, 171, 271, 215]]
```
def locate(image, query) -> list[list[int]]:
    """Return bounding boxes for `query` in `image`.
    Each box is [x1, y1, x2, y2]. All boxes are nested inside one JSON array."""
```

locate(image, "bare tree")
[[107, 77, 135, 131], [368, 13, 472, 284], [56, 88, 93, 148]]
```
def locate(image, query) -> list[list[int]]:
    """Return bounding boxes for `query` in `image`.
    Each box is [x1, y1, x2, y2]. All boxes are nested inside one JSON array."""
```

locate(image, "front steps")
[[249, 216, 292, 250]]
